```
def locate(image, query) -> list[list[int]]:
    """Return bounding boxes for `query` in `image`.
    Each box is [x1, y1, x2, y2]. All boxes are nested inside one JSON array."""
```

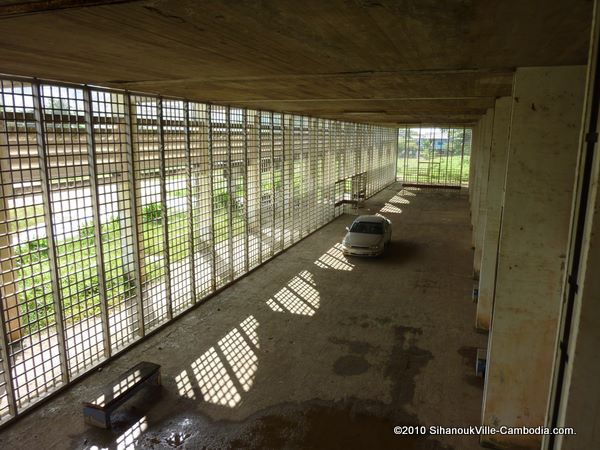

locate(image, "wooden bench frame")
[[82, 361, 161, 429]]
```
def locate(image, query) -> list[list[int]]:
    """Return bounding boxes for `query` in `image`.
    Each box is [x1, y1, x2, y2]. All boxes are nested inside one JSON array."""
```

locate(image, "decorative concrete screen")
[[0, 77, 398, 423], [397, 126, 472, 187]]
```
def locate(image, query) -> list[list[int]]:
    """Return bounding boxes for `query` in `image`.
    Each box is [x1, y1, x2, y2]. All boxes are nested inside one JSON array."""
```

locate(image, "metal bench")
[[82, 361, 161, 429]]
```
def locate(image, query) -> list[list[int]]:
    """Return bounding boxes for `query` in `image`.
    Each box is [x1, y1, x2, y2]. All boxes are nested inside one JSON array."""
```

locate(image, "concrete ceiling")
[[0, 0, 593, 126]]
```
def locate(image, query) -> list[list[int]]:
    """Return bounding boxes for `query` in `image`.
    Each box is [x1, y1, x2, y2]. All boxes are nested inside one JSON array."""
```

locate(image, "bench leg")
[[145, 370, 161, 387], [83, 406, 111, 429]]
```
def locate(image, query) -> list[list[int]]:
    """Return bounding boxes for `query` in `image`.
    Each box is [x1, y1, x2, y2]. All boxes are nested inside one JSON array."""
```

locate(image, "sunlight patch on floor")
[[314, 243, 354, 271], [219, 328, 258, 392], [379, 203, 403, 214], [192, 347, 241, 407], [182, 315, 260, 407], [175, 369, 196, 399], [389, 193, 410, 204], [266, 271, 320, 315]]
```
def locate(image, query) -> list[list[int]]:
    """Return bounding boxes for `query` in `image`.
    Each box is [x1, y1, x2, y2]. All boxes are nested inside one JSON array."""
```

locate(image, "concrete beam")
[[128, 71, 515, 102], [0, 1, 592, 124], [481, 66, 586, 449]]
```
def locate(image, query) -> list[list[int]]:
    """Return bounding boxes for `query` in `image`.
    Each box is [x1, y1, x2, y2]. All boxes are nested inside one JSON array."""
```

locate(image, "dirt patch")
[[333, 355, 371, 376], [328, 337, 375, 355]]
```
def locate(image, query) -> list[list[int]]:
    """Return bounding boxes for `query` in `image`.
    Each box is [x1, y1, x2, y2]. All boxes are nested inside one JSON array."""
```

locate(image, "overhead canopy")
[[0, 0, 592, 125]]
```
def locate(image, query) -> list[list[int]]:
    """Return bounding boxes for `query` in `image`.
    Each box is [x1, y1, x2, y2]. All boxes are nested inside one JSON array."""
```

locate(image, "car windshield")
[[349, 221, 384, 234]]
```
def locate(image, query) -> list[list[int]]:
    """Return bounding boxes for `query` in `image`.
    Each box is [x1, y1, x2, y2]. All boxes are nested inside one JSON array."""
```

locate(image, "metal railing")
[[0, 76, 398, 424]]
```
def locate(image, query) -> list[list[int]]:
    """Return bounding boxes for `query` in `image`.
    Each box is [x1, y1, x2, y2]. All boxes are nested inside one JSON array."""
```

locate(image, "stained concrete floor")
[[0, 182, 487, 450]]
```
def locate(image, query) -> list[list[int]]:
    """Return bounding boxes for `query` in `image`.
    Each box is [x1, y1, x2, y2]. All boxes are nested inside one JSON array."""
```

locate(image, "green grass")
[[16, 220, 118, 331], [12, 204, 45, 231], [397, 154, 470, 185], [14, 192, 247, 332], [167, 188, 188, 199], [260, 170, 283, 191]]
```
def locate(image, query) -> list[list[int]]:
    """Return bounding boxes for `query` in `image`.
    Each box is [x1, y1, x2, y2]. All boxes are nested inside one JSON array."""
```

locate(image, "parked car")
[[341, 215, 392, 256]]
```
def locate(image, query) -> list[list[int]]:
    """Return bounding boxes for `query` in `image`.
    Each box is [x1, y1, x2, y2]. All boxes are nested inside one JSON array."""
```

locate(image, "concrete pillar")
[[246, 111, 260, 233], [308, 118, 317, 231], [323, 121, 335, 220], [191, 171, 212, 238], [547, 118, 600, 450], [473, 109, 495, 277], [0, 115, 22, 342], [543, 9, 600, 447], [468, 122, 477, 203], [476, 97, 512, 331], [114, 98, 140, 333], [481, 66, 586, 449], [469, 120, 481, 235], [112, 96, 133, 277], [128, 102, 147, 281], [471, 116, 486, 248]]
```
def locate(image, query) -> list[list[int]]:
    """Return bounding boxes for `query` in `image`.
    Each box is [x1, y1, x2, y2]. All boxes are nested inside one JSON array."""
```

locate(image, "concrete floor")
[[0, 182, 487, 450]]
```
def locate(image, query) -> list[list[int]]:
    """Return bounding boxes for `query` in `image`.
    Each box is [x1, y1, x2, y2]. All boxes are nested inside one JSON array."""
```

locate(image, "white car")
[[342, 215, 392, 256]]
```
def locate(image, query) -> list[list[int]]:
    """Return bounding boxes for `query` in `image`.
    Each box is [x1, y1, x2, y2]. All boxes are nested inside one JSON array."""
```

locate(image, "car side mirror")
[[345, 226, 350, 232]]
